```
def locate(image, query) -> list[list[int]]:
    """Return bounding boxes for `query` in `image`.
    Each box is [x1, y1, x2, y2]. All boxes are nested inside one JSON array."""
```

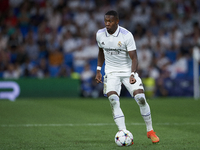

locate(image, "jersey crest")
[[118, 41, 122, 47]]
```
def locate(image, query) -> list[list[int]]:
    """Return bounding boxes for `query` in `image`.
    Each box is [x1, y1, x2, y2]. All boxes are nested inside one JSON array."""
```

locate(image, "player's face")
[[104, 15, 119, 34]]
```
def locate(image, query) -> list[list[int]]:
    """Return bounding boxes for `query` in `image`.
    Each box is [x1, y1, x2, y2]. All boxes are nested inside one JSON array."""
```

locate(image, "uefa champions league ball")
[[115, 129, 134, 146]]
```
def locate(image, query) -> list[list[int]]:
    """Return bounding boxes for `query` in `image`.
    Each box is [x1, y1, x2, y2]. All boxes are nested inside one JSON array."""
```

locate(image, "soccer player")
[[95, 10, 159, 144]]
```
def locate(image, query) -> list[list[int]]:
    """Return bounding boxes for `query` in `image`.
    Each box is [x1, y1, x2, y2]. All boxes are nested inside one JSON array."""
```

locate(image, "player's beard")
[[106, 27, 113, 34], [106, 25, 117, 34]]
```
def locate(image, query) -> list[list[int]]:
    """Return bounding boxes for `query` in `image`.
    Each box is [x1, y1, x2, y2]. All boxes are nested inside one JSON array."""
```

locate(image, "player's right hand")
[[130, 75, 136, 84], [95, 72, 102, 83]]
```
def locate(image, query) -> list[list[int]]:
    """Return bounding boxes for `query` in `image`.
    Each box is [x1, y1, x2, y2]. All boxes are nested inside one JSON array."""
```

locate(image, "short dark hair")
[[105, 10, 119, 19]]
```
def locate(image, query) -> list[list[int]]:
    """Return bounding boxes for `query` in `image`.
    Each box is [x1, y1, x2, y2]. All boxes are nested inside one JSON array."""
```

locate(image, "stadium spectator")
[[3, 63, 20, 79], [5, 9, 18, 27], [73, 46, 88, 73], [61, 31, 78, 54], [46, 31, 60, 52], [17, 2, 31, 28], [47, 9, 62, 30], [30, 5, 45, 27], [24, 36, 39, 63], [7, 29, 23, 50], [37, 32, 48, 59], [20, 57, 34, 77], [58, 64, 71, 77], [81, 64, 95, 97], [0, 32, 8, 51], [137, 44, 153, 77], [15, 44, 27, 65], [38, 58, 49, 77], [48, 48, 63, 67], [82, 37, 99, 60], [29, 65, 44, 78]]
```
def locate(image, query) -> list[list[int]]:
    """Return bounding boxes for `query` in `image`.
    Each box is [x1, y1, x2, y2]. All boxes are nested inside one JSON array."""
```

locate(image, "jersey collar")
[[105, 25, 120, 37]]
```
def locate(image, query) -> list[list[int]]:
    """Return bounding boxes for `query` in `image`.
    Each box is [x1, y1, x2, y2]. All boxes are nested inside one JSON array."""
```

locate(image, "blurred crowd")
[[0, 0, 200, 97]]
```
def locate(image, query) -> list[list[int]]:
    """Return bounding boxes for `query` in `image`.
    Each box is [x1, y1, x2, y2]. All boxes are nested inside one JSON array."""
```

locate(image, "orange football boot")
[[147, 130, 160, 143]]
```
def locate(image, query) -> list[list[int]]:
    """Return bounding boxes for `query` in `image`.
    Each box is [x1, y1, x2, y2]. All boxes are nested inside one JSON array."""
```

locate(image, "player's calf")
[[108, 94, 126, 130], [134, 93, 153, 132]]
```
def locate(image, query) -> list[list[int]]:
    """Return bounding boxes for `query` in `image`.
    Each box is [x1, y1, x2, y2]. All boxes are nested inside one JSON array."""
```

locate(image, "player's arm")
[[95, 47, 105, 83], [128, 50, 138, 84]]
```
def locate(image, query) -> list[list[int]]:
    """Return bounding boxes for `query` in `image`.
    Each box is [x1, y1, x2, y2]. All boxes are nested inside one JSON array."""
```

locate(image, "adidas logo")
[[101, 42, 105, 45]]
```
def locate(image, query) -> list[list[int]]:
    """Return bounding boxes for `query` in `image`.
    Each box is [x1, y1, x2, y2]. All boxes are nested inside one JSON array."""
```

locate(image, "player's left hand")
[[130, 75, 136, 84]]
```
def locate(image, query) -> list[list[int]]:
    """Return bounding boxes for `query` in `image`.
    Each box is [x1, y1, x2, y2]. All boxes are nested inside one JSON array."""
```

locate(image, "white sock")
[[108, 94, 126, 130], [134, 93, 153, 132]]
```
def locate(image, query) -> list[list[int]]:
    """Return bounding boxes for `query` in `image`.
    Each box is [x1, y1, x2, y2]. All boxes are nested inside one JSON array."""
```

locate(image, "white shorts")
[[103, 72, 144, 97]]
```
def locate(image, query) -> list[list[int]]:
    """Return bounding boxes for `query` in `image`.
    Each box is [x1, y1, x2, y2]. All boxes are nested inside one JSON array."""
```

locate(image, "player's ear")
[[115, 18, 119, 25]]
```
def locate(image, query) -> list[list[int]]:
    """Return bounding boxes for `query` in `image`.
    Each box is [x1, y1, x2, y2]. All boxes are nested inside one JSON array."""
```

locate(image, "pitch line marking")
[[0, 122, 200, 127]]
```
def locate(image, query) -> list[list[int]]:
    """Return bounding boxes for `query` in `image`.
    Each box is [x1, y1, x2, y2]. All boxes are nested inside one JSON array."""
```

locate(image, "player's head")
[[104, 10, 119, 34]]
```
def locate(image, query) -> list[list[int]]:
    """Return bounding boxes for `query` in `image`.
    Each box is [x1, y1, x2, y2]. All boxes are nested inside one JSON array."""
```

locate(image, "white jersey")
[[96, 25, 136, 75]]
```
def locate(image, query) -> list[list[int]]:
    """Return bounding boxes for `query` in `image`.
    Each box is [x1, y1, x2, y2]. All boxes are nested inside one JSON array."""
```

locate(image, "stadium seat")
[[30, 26, 38, 34], [74, 66, 84, 74], [0, 72, 3, 78], [88, 58, 97, 72], [187, 58, 194, 77], [64, 53, 73, 68], [165, 78, 193, 96], [176, 72, 188, 78], [48, 65, 60, 77], [10, 53, 17, 63], [20, 26, 29, 38], [165, 51, 177, 63]]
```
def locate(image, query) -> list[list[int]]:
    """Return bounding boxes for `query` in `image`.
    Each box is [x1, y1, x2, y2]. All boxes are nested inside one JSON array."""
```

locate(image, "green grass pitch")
[[0, 97, 200, 150]]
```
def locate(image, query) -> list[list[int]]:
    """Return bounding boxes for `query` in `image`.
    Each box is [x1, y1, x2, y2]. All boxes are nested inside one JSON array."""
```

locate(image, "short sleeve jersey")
[[96, 25, 136, 75]]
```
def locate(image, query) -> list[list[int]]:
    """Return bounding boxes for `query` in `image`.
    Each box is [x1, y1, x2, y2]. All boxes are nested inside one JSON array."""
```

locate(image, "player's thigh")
[[122, 75, 144, 97], [104, 74, 121, 96]]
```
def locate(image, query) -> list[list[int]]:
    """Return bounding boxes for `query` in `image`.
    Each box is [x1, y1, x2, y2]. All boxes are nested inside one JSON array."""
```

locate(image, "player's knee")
[[108, 94, 119, 107], [107, 91, 118, 97], [134, 93, 146, 107]]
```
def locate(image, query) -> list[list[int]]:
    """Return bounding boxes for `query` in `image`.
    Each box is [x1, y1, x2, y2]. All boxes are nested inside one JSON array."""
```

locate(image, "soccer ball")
[[114, 129, 134, 146]]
